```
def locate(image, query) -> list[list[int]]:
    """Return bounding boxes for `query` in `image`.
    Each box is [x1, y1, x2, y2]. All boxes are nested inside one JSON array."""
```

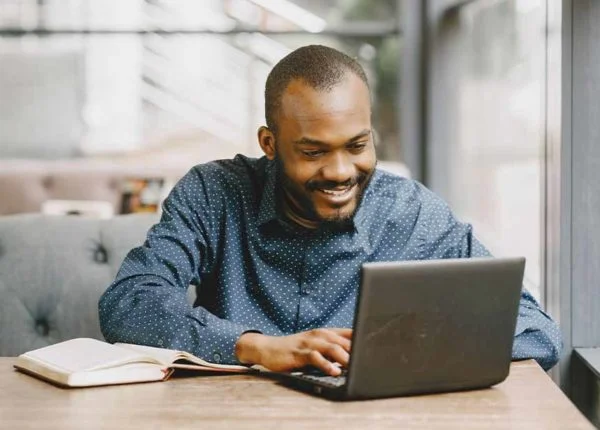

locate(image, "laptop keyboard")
[[299, 373, 347, 387], [293, 368, 348, 387]]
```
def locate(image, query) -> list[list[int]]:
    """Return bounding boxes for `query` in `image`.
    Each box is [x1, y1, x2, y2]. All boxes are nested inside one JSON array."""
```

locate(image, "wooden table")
[[0, 358, 592, 429]]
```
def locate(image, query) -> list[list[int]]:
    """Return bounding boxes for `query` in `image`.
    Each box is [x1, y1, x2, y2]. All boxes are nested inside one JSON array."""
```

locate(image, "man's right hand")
[[234, 328, 352, 376]]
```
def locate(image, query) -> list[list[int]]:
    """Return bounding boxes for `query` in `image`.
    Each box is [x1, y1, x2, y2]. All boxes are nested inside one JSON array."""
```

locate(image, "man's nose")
[[322, 152, 354, 183]]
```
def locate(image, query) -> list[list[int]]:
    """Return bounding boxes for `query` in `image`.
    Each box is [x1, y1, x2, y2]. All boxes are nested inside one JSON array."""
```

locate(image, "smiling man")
[[99, 45, 562, 375]]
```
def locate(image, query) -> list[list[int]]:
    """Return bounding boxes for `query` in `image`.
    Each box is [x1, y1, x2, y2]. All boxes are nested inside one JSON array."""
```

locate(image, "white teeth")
[[320, 186, 353, 196]]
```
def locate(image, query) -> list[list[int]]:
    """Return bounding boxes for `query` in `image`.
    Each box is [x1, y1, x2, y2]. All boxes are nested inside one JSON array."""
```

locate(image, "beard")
[[274, 152, 374, 229]]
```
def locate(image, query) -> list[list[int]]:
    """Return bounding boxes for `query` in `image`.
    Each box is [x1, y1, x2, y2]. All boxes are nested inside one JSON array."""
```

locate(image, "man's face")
[[262, 74, 376, 227]]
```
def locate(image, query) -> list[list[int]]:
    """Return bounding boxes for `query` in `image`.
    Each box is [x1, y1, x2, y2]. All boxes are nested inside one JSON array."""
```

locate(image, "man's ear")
[[258, 126, 276, 160]]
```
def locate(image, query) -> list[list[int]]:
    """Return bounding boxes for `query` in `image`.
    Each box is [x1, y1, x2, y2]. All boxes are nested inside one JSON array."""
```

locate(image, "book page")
[[116, 343, 187, 366], [115, 343, 250, 371], [23, 338, 161, 373]]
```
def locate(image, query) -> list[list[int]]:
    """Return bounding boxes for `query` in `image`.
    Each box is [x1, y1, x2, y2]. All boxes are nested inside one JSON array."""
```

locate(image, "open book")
[[14, 338, 252, 388]]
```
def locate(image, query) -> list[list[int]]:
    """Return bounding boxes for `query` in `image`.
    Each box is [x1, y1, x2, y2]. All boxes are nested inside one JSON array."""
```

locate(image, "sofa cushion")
[[0, 213, 158, 356]]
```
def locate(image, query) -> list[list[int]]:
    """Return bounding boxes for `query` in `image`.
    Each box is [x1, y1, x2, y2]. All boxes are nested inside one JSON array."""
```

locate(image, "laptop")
[[280, 257, 525, 400]]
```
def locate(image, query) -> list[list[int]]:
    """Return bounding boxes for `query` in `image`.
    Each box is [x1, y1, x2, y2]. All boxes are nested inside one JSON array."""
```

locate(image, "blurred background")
[[0, 0, 553, 300], [0, 0, 401, 159]]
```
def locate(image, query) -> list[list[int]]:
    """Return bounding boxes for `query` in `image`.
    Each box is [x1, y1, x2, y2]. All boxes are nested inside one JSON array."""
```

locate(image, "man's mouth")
[[316, 184, 357, 202]]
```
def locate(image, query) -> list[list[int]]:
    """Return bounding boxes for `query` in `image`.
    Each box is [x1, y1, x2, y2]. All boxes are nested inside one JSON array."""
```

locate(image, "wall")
[[564, 0, 600, 424]]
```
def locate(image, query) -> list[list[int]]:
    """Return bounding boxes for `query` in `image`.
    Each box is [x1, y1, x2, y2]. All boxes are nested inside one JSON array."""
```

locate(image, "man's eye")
[[348, 142, 368, 152], [303, 150, 324, 158]]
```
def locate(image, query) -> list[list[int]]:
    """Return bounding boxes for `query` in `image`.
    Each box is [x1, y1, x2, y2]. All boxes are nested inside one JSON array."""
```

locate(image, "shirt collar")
[[352, 169, 380, 236], [257, 158, 280, 228]]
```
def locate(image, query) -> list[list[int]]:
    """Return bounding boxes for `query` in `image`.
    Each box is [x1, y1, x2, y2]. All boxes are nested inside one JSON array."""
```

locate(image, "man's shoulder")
[[368, 169, 460, 236], [187, 154, 269, 190], [369, 169, 450, 215], [190, 154, 266, 176], [370, 168, 423, 201]]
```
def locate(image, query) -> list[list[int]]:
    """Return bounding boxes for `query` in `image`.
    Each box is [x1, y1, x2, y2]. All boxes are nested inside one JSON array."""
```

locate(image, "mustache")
[[306, 173, 368, 192]]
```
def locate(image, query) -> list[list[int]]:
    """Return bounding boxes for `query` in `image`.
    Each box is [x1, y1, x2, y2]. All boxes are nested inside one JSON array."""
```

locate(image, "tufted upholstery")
[[0, 213, 159, 356]]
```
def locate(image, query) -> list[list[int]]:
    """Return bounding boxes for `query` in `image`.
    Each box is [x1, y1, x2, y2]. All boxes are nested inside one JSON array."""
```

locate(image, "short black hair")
[[264, 45, 369, 135]]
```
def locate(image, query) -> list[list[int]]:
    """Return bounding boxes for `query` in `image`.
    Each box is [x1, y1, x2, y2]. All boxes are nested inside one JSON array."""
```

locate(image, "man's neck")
[[281, 195, 319, 230]]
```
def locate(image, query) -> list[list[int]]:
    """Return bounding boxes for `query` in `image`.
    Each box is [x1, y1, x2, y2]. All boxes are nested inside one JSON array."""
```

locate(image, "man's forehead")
[[281, 75, 368, 99], [288, 108, 369, 125], [279, 75, 371, 121]]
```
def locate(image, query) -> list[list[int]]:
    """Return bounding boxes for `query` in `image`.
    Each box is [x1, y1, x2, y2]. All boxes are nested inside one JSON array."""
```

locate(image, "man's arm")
[[511, 289, 562, 370], [467, 234, 561, 370], [98, 169, 257, 365], [100, 166, 353, 375], [416, 184, 563, 370]]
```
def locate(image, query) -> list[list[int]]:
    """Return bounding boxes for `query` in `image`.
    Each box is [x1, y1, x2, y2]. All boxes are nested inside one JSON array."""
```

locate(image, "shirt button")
[[213, 352, 222, 363]]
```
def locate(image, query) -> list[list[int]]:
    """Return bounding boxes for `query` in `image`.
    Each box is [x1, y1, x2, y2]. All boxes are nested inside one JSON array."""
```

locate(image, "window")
[[428, 0, 548, 300], [0, 0, 402, 163]]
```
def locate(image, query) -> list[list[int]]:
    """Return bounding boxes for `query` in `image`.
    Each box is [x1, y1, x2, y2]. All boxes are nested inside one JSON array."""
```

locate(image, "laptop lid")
[[344, 257, 525, 400]]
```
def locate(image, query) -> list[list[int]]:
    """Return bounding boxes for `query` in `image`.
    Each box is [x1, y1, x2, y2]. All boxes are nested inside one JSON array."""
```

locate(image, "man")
[[99, 45, 562, 376]]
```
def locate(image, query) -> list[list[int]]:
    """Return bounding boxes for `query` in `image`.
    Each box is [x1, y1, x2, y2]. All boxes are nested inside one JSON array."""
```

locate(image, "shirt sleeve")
[[415, 184, 563, 370], [98, 168, 259, 365]]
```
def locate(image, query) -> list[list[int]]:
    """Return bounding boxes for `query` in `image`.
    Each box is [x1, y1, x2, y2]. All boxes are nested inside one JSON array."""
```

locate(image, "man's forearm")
[[99, 275, 257, 364]]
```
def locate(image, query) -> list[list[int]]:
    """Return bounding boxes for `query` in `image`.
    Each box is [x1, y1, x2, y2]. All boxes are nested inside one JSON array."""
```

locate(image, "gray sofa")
[[0, 213, 159, 356]]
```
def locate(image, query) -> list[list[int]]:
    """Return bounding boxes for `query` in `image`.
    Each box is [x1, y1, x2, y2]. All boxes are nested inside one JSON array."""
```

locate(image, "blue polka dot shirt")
[[99, 155, 562, 370]]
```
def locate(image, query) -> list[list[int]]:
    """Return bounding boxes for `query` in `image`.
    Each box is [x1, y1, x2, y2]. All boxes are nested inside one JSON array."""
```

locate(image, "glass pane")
[[0, 33, 399, 160], [0, 0, 399, 31], [0, 35, 87, 158], [225, 0, 398, 31], [433, 0, 546, 299]]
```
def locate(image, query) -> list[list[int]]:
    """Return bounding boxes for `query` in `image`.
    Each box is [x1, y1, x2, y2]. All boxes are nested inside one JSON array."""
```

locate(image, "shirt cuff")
[[187, 308, 262, 365]]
